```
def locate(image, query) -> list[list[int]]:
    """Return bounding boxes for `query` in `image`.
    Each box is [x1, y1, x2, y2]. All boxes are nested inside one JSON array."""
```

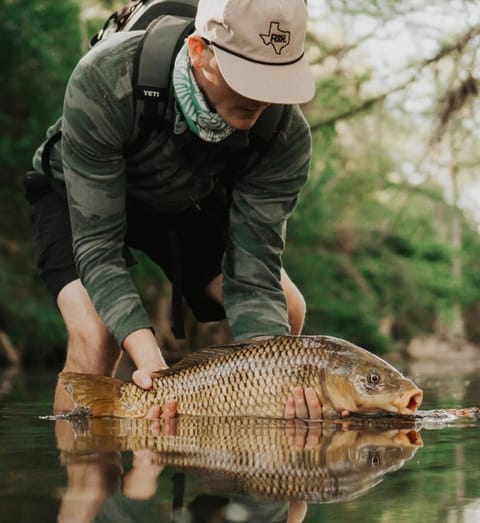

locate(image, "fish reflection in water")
[[56, 415, 423, 522]]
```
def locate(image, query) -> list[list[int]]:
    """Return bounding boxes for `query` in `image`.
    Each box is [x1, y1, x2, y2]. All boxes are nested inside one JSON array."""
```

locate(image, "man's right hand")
[[123, 328, 178, 419], [133, 364, 178, 420]]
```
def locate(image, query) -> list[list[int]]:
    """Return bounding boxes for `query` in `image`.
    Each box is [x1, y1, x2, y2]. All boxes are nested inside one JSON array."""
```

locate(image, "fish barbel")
[[59, 416, 423, 503], [60, 335, 423, 418]]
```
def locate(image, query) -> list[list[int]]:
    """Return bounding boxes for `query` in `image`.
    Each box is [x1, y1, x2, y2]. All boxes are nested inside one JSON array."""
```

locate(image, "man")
[[26, 0, 321, 418]]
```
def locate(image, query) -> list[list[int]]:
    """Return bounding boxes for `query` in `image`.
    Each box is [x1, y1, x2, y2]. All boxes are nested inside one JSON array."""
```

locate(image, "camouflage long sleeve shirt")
[[32, 31, 312, 346]]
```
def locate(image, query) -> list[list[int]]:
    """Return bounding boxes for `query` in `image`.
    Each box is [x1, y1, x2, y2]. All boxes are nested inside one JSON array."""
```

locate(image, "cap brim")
[[213, 47, 315, 105]]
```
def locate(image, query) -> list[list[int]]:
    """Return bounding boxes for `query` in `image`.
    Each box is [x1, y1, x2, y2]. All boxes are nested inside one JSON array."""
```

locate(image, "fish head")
[[308, 426, 423, 503], [348, 429, 423, 472], [349, 429, 423, 482], [322, 338, 423, 416], [325, 428, 423, 476]]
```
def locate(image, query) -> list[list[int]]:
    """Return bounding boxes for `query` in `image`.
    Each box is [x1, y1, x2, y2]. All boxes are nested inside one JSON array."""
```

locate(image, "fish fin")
[[59, 372, 123, 417], [152, 345, 246, 377], [152, 338, 274, 377], [208, 335, 275, 350]]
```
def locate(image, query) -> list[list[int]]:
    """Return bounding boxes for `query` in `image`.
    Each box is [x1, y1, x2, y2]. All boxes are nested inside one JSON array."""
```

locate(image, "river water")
[[0, 361, 479, 523]]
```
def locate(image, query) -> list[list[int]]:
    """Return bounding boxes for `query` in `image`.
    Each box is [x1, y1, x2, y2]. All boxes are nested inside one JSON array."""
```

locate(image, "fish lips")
[[342, 388, 423, 417], [391, 388, 424, 415]]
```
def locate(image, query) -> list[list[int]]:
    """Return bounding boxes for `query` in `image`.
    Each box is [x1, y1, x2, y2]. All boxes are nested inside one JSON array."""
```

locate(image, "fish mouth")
[[392, 389, 423, 415]]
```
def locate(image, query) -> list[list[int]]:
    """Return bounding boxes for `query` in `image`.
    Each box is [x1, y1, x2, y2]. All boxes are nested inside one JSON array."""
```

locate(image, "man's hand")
[[123, 329, 178, 419], [284, 386, 323, 419], [134, 366, 178, 419], [122, 449, 164, 501], [285, 419, 323, 450], [124, 329, 167, 382], [284, 389, 324, 451], [132, 366, 161, 389], [145, 401, 178, 420]]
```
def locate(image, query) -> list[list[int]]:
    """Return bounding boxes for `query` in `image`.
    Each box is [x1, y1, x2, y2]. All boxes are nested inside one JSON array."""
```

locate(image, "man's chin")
[[225, 109, 267, 131], [231, 121, 256, 131]]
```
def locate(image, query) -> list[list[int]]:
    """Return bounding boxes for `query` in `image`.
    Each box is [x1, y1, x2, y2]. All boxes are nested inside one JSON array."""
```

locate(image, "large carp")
[[60, 335, 423, 419], [59, 416, 423, 503]]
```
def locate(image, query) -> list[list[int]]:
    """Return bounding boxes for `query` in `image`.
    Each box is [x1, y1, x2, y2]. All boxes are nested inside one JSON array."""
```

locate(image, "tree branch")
[[309, 24, 480, 133]]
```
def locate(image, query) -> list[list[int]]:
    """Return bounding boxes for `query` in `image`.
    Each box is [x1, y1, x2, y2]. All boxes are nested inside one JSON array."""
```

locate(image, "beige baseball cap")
[[195, 0, 315, 104]]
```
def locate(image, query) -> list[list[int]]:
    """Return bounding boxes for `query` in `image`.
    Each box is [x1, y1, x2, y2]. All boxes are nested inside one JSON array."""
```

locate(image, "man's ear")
[[187, 35, 207, 68]]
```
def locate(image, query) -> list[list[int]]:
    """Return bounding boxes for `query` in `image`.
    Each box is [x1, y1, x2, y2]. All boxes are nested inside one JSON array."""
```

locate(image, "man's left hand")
[[284, 386, 322, 419]]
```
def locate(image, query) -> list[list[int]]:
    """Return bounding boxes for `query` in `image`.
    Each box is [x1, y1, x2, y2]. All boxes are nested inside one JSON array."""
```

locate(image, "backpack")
[[41, 0, 285, 175]]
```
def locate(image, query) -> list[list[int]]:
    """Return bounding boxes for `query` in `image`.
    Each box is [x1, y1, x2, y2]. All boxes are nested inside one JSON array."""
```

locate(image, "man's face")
[[193, 44, 270, 131]]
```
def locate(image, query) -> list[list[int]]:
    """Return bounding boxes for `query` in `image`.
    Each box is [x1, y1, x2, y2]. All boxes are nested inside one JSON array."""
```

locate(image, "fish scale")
[[147, 338, 322, 417], [60, 335, 423, 419]]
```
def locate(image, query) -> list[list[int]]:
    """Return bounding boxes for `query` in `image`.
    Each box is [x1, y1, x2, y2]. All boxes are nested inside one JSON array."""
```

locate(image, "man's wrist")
[[123, 328, 167, 371]]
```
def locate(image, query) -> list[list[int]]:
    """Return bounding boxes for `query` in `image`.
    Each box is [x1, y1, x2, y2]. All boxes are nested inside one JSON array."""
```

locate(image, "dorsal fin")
[[152, 342, 253, 377]]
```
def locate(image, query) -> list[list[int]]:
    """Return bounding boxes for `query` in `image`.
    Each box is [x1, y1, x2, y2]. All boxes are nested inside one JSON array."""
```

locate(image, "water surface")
[[0, 365, 479, 523]]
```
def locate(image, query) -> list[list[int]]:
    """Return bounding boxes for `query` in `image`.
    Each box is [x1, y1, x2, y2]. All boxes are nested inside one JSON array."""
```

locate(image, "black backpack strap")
[[127, 0, 197, 30], [219, 104, 286, 194], [39, 130, 69, 199], [250, 103, 286, 153], [167, 226, 186, 339], [41, 131, 62, 179], [125, 14, 195, 156]]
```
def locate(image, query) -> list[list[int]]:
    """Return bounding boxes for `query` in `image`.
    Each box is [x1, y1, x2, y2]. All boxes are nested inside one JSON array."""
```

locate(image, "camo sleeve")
[[61, 39, 153, 346], [223, 105, 311, 340]]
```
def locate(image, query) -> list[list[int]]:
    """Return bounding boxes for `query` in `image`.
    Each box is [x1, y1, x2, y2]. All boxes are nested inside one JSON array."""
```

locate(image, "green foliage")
[[286, 98, 478, 352], [0, 0, 81, 358], [458, 226, 480, 343], [0, 0, 82, 176]]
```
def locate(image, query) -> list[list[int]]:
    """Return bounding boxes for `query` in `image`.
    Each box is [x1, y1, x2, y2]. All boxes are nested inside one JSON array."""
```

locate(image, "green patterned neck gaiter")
[[173, 43, 234, 143]]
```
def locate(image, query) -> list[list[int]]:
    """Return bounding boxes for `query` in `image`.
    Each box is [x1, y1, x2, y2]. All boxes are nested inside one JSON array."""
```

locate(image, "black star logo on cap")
[[260, 22, 291, 55]]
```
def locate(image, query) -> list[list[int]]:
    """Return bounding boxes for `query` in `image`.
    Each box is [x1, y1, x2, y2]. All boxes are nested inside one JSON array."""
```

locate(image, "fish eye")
[[367, 371, 381, 386], [367, 450, 382, 468]]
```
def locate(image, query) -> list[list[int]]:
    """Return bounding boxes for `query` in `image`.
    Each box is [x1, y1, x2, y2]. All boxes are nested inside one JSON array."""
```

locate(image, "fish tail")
[[59, 372, 123, 417]]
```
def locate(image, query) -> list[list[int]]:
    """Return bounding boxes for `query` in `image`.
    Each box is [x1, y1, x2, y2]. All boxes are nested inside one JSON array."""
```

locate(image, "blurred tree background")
[[0, 0, 479, 366]]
